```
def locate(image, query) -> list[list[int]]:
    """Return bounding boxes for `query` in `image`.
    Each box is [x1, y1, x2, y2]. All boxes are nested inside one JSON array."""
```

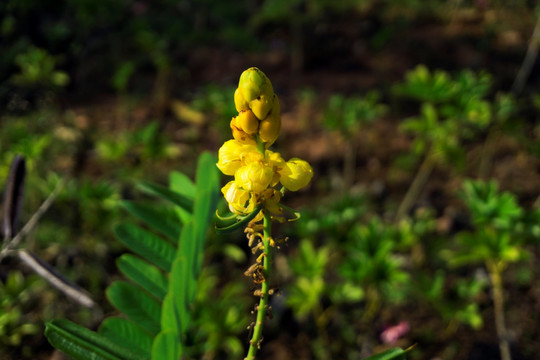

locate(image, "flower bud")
[[259, 96, 281, 145], [230, 117, 256, 144], [234, 88, 249, 112], [279, 158, 313, 191], [238, 67, 274, 103], [250, 93, 273, 120], [237, 110, 259, 134]]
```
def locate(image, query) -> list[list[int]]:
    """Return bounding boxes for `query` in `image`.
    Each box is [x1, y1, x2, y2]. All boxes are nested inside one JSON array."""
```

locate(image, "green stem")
[[246, 212, 272, 360], [361, 287, 380, 324], [478, 125, 499, 180], [395, 149, 436, 223], [487, 260, 512, 360]]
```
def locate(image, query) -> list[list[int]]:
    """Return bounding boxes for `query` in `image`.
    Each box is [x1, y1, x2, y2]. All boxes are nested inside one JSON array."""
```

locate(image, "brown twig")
[[511, 15, 540, 96], [0, 179, 65, 262], [17, 250, 96, 308]]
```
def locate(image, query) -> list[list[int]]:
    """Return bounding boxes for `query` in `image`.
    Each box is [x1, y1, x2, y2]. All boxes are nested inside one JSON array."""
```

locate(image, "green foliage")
[[340, 218, 409, 301], [45, 152, 220, 360], [461, 179, 522, 230], [191, 269, 250, 359], [11, 46, 69, 89], [96, 122, 180, 164], [0, 271, 41, 347], [449, 179, 532, 267], [412, 270, 487, 330], [395, 65, 491, 105], [396, 65, 497, 167], [297, 192, 367, 239], [287, 239, 331, 319], [323, 91, 387, 136]]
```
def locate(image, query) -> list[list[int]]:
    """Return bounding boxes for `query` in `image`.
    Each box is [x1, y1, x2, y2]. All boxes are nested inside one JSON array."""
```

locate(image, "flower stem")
[[246, 212, 272, 360]]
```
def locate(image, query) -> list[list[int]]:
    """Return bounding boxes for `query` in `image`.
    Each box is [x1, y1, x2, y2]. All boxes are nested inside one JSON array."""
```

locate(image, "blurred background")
[[2, 0, 540, 359]]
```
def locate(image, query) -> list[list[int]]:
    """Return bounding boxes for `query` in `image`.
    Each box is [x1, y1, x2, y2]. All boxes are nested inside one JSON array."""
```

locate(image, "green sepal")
[[277, 203, 301, 222], [215, 205, 263, 233]]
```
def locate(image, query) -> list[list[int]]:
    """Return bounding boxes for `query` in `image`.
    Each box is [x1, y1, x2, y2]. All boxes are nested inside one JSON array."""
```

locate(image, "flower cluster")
[[216, 67, 313, 217]]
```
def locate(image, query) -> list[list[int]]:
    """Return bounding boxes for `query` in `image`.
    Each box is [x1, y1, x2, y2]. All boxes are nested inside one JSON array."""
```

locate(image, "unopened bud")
[[250, 93, 273, 120], [230, 117, 255, 144], [238, 67, 274, 103], [237, 110, 259, 134], [234, 88, 249, 112], [258, 96, 281, 145]]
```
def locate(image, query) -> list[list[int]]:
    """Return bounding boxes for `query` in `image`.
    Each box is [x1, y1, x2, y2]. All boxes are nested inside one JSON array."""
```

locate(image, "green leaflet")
[[363, 347, 410, 360], [114, 223, 176, 272], [106, 281, 161, 336], [169, 170, 196, 199], [98, 317, 153, 358], [44, 319, 147, 360], [45, 152, 219, 360], [158, 216, 197, 337], [137, 181, 194, 213], [120, 201, 181, 242], [153, 153, 219, 359], [193, 189, 218, 271], [116, 254, 168, 301], [152, 329, 182, 360], [195, 152, 219, 198], [169, 171, 196, 225]]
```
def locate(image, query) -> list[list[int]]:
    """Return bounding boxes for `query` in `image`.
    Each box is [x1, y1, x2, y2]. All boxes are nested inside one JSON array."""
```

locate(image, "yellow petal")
[[279, 158, 313, 191], [265, 150, 285, 186], [216, 139, 260, 175], [235, 162, 274, 194], [216, 140, 244, 176], [222, 181, 252, 214]]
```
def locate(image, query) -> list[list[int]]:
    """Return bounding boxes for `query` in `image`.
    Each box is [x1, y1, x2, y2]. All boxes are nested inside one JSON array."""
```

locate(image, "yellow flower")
[[235, 162, 274, 194], [216, 140, 259, 176], [222, 181, 255, 214], [279, 158, 313, 191]]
